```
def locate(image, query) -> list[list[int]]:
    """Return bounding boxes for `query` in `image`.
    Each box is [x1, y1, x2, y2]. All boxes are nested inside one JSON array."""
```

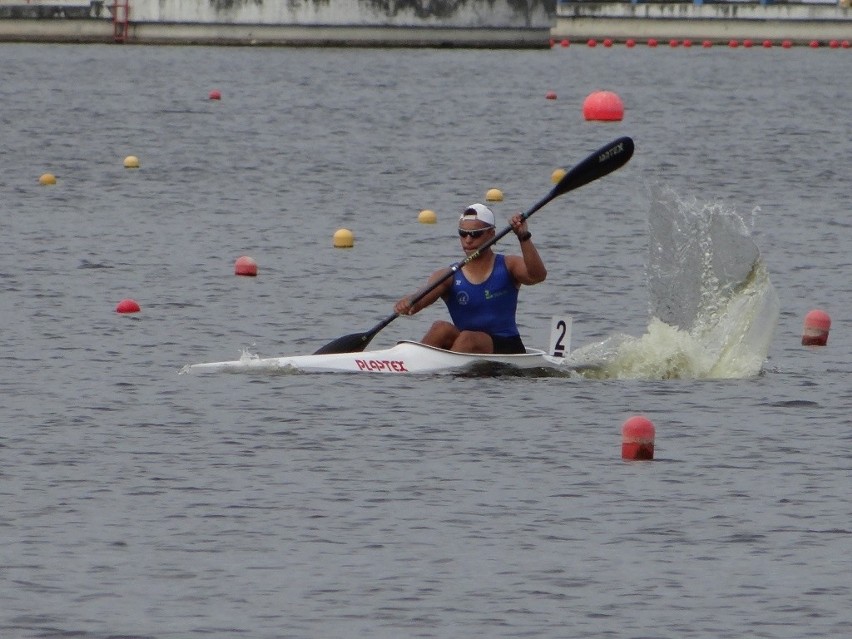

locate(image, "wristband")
[[519, 231, 532, 242]]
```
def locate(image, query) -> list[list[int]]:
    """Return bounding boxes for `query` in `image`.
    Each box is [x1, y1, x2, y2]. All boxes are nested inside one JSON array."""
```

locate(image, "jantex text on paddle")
[[598, 140, 626, 163]]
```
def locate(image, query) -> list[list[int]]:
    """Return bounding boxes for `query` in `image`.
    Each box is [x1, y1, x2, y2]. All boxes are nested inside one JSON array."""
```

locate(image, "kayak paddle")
[[314, 136, 635, 355]]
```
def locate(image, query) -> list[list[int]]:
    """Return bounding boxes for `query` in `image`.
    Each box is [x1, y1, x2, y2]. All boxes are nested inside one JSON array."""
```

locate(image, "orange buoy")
[[234, 255, 258, 276], [622, 416, 655, 461], [802, 309, 831, 346], [582, 90, 625, 122], [116, 299, 141, 314], [545, 90, 557, 100]]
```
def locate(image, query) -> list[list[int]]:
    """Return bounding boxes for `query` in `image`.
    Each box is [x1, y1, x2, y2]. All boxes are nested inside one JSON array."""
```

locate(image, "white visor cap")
[[459, 203, 495, 227]]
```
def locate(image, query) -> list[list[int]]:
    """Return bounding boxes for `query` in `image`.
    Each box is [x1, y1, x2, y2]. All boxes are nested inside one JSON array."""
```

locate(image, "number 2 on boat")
[[549, 316, 572, 358]]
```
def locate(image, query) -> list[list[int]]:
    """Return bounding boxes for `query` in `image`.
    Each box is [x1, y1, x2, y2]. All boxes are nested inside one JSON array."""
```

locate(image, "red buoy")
[[809, 40, 820, 48], [669, 39, 679, 48], [545, 90, 557, 100], [829, 40, 839, 49], [802, 309, 831, 346], [603, 38, 613, 48], [582, 90, 625, 122], [622, 416, 655, 461], [647, 38, 658, 48], [116, 298, 141, 314], [762, 40, 773, 48], [728, 40, 739, 48], [683, 39, 693, 48], [743, 39, 754, 48], [561, 39, 570, 48], [208, 89, 221, 100], [626, 39, 636, 48], [587, 39, 597, 48], [842, 41, 850, 49], [782, 40, 793, 49], [235, 255, 258, 277], [702, 40, 713, 48]]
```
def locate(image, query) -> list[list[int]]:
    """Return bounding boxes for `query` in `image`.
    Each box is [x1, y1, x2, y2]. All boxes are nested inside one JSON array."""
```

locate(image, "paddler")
[[393, 203, 547, 354]]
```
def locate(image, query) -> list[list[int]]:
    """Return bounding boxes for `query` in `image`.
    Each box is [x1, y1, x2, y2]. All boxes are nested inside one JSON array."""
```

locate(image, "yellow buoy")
[[418, 209, 437, 224], [551, 168, 567, 184], [123, 155, 140, 169], [39, 173, 57, 186], [485, 188, 504, 202], [333, 228, 354, 248]]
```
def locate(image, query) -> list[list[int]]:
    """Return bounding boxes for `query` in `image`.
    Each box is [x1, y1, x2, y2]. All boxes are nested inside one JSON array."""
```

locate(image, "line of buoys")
[[582, 90, 624, 122], [234, 255, 258, 277], [116, 298, 141, 314], [333, 228, 354, 248], [551, 39, 849, 49], [622, 416, 655, 461], [802, 309, 831, 346]]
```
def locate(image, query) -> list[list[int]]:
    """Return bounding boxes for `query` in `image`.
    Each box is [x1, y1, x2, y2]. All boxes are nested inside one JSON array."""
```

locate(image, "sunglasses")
[[458, 226, 493, 239]]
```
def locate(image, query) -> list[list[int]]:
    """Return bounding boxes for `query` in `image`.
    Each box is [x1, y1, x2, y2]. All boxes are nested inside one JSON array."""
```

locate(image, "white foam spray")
[[568, 185, 779, 379]]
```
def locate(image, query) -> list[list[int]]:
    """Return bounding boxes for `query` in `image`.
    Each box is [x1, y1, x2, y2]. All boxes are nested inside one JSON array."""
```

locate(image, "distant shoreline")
[[0, 2, 850, 48], [0, 21, 554, 48]]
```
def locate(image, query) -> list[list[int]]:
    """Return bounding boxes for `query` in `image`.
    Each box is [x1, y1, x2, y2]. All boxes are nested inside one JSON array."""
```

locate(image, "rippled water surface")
[[1, 43, 850, 638]]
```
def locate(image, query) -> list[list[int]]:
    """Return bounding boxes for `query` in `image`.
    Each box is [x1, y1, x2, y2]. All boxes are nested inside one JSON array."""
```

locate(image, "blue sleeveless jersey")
[[444, 254, 520, 338]]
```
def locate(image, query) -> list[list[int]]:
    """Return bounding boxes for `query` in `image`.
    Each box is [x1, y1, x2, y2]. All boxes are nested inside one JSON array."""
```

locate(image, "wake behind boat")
[[180, 340, 571, 375]]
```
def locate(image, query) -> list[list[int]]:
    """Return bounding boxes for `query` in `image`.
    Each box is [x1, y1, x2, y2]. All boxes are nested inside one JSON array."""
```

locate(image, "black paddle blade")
[[554, 136, 634, 197], [313, 331, 373, 355]]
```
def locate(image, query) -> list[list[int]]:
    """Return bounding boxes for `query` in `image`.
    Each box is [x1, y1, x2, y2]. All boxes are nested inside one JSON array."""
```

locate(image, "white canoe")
[[181, 340, 570, 375]]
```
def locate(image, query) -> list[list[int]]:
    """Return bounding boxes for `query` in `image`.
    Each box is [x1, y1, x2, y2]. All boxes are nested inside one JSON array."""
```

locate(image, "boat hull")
[[182, 340, 567, 375]]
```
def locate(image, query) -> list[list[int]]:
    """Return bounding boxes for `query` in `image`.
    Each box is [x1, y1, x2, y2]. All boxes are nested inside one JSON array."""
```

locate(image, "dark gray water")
[[1, 43, 850, 638]]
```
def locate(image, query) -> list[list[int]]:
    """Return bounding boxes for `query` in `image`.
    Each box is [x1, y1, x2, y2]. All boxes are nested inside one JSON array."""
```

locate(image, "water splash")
[[568, 185, 779, 380]]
